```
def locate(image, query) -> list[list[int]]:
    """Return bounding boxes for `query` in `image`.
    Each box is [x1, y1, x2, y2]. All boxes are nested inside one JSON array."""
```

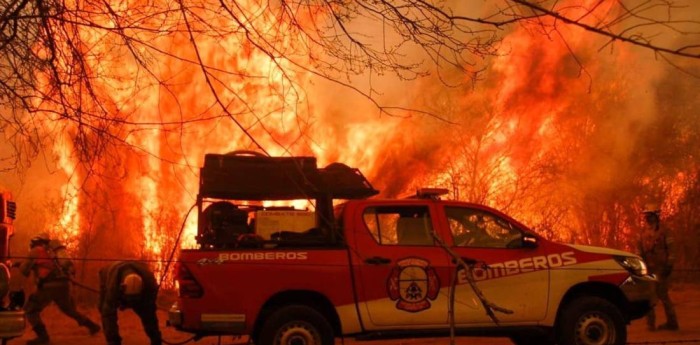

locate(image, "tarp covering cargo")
[[199, 153, 379, 200]]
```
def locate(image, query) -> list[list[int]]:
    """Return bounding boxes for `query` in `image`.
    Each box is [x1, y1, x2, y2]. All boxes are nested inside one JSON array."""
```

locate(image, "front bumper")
[[620, 274, 657, 320], [0, 310, 25, 339]]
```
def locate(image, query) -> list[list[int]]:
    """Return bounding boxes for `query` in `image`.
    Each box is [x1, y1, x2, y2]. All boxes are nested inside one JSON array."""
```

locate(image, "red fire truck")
[[0, 191, 25, 344], [168, 152, 655, 345]]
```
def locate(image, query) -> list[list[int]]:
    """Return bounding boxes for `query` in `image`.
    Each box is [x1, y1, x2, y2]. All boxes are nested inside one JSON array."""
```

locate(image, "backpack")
[[47, 240, 75, 278], [28, 245, 56, 281]]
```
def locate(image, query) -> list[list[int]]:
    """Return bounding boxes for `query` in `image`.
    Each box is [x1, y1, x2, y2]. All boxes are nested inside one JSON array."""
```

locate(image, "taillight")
[[175, 263, 204, 298]]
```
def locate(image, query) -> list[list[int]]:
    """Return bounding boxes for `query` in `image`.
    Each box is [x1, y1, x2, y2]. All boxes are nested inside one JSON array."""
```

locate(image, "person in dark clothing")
[[639, 204, 679, 331], [99, 261, 162, 345], [20, 232, 101, 345]]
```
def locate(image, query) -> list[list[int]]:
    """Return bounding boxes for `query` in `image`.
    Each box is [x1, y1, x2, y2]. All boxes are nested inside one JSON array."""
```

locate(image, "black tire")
[[258, 305, 334, 345], [557, 296, 626, 345]]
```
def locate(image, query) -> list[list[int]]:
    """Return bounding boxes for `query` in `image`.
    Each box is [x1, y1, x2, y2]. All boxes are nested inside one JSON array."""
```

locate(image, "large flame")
[[35, 0, 316, 282], [53, 134, 81, 249]]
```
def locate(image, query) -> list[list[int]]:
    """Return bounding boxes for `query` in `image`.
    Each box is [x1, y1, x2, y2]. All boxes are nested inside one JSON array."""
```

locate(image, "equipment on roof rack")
[[199, 152, 378, 200], [412, 188, 449, 200]]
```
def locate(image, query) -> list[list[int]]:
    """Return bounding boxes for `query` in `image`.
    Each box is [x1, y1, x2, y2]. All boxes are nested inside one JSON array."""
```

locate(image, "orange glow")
[[37, 0, 317, 280], [31, 0, 694, 279]]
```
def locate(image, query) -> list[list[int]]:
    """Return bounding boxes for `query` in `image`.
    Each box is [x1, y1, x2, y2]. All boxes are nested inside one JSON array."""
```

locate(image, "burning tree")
[[2, 0, 699, 163], [1, 0, 700, 286]]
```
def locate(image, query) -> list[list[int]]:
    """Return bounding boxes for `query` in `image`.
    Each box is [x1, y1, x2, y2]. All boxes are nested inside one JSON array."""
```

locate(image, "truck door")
[[441, 205, 550, 324], [350, 203, 451, 329]]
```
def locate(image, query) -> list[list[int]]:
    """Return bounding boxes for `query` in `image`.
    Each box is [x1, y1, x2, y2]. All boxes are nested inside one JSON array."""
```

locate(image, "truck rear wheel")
[[258, 305, 333, 345], [557, 296, 626, 345]]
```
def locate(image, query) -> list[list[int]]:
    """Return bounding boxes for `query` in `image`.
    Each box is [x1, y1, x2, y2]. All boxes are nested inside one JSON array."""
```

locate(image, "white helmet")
[[30, 232, 50, 247], [120, 273, 143, 296]]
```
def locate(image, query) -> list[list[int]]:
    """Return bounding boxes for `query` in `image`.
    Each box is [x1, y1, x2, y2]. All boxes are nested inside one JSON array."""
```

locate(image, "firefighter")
[[99, 261, 162, 345], [20, 232, 101, 345], [638, 204, 679, 331]]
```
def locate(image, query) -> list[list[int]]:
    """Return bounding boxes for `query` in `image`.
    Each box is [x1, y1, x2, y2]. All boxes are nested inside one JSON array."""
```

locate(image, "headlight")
[[614, 255, 648, 276]]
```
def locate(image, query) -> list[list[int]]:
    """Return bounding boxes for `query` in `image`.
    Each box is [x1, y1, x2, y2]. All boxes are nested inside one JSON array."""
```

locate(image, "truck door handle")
[[364, 256, 391, 265]]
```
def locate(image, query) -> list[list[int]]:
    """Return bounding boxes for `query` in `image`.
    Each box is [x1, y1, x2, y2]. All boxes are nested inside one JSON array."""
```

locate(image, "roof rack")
[[199, 152, 379, 200]]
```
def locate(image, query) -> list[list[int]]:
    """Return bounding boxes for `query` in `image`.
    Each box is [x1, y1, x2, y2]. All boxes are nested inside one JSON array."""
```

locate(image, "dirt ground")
[[6, 283, 700, 345]]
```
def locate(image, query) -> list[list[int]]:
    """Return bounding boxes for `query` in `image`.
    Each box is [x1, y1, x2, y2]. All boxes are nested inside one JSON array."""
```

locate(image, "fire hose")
[[68, 277, 99, 293]]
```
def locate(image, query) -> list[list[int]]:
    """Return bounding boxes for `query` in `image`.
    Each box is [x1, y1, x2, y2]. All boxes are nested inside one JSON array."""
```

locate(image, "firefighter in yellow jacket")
[[639, 204, 679, 331], [20, 232, 101, 345]]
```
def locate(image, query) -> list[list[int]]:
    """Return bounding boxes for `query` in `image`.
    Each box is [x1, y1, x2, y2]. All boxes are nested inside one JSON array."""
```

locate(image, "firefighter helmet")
[[642, 203, 661, 214], [121, 273, 143, 296], [30, 232, 50, 245]]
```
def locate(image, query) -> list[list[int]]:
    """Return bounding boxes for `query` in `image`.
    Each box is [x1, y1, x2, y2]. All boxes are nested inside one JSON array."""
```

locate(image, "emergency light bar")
[[415, 188, 449, 200]]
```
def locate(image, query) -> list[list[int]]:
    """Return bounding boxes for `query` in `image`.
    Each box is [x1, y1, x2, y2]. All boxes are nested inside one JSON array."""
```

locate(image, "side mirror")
[[522, 233, 539, 249]]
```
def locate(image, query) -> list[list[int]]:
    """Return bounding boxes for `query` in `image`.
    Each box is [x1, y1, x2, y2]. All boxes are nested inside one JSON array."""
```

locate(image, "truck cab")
[[169, 152, 655, 345]]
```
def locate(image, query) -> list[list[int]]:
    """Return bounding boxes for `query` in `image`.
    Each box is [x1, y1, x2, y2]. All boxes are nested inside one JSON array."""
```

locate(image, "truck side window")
[[362, 206, 434, 246], [446, 207, 521, 248]]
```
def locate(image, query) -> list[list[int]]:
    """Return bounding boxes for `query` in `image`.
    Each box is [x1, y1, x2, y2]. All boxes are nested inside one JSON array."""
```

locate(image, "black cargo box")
[[200, 153, 378, 200]]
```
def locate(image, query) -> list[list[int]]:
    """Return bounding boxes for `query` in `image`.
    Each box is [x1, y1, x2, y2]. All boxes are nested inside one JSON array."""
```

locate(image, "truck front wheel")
[[557, 296, 626, 345], [258, 305, 334, 345]]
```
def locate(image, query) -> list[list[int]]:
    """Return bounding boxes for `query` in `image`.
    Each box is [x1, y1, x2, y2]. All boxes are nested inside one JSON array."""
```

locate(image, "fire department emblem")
[[387, 257, 440, 312]]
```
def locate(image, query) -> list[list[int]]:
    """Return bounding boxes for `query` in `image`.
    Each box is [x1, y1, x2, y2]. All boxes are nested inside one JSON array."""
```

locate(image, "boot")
[[84, 319, 101, 335], [659, 301, 679, 331], [26, 324, 50, 345], [646, 313, 656, 332]]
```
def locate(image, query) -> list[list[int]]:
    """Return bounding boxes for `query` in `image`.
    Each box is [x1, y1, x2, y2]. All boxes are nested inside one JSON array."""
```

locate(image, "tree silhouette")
[[2, 1, 700, 279], [1, 0, 699, 168]]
